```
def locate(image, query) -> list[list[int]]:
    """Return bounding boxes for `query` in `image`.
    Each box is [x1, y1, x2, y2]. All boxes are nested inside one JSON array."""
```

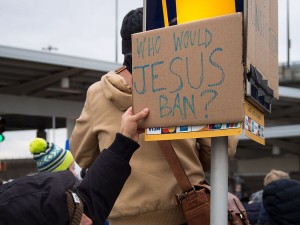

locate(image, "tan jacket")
[[70, 71, 239, 225]]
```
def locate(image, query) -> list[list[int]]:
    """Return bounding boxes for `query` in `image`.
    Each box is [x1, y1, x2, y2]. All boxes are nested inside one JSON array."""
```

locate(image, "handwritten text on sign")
[[132, 13, 244, 128]]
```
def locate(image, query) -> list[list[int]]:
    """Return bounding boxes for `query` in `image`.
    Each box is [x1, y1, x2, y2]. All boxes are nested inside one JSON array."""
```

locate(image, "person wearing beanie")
[[120, 7, 143, 74], [70, 7, 239, 225], [29, 137, 76, 175], [0, 107, 149, 225]]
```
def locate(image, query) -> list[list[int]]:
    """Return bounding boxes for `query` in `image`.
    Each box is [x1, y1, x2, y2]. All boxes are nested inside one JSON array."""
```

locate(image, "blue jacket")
[[263, 179, 300, 225], [243, 202, 261, 224]]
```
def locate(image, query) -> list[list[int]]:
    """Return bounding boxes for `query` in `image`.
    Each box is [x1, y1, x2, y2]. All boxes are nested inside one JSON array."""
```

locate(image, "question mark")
[[200, 89, 218, 119]]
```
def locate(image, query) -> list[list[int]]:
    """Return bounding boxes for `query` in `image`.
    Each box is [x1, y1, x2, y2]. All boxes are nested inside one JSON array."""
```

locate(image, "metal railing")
[[279, 62, 300, 81]]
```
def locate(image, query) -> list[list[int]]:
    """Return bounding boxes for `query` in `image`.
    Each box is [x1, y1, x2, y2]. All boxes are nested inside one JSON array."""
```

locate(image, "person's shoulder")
[[266, 178, 300, 190], [264, 179, 300, 202], [249, 189, 263, 203], [88, 71, 120, 90]]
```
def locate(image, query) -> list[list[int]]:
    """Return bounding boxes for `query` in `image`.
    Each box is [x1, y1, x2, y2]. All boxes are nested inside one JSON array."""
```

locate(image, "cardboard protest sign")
[[132, 13, 244, 128], [246, 0, 278, 99]]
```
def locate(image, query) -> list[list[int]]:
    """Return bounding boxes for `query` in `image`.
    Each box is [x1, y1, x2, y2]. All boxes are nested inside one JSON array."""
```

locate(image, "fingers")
[[131, 108, 149, 122], [124, 107, 134, 116]]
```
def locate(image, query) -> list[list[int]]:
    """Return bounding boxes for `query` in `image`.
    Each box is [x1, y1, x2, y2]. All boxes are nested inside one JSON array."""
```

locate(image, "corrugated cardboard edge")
[[245, 0, 278, 99]]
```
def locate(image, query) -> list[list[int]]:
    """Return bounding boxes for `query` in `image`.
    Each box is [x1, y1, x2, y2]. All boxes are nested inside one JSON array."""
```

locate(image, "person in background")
[[0, 107, 149, 225], [263, 178, 300, 225], [244, 189, 263, 224], [29, 132, 107, 224], [70, 7, 239, 225], [29, 137, 77, 176], [244, 169, 290, 225], [257, 169, 290, 225]]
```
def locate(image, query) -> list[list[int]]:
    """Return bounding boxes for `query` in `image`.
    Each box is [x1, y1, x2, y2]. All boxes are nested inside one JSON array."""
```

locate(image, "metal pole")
[[143, 0, 147, 31], [287, 0, 290, 68], [115, 0, 118, 63], [211, 136, 228, 225]]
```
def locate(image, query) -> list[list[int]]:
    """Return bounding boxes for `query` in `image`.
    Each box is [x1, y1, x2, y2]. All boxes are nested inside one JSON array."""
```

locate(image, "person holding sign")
[[70, 7, 239, 225], [0, 107, 150, 225]]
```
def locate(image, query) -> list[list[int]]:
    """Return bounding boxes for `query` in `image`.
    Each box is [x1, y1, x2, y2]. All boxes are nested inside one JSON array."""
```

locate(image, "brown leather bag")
[[158, 141, 250, 225], [175, 183, 250, 225], [227, 191, 250, 225], [175, 184, 210, 225]]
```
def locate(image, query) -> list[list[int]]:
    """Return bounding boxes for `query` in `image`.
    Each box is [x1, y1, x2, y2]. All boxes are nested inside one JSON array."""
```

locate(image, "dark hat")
[[0, 171, 78, 225], [121, 7, 143, 55]]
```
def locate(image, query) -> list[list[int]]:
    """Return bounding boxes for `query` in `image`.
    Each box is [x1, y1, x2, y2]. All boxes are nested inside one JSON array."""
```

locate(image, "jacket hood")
[[102, 71, 132, 111]]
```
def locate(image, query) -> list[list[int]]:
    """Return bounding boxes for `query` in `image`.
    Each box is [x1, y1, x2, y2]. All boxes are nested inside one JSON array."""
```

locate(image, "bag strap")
[[115, 66, 132, 87], [158, 141, 194, 193]]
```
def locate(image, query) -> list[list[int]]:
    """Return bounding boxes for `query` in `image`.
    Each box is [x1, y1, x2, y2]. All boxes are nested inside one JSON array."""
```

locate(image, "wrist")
[[109, 133, 140, 161]]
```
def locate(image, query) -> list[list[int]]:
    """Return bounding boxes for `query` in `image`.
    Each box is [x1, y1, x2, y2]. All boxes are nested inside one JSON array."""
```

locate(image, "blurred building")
[[0, 46, 300, 193]]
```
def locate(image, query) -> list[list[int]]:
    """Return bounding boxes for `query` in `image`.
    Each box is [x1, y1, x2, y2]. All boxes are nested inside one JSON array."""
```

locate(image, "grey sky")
[[0, 0, 142, 63], [0, 0, 299, 159], [0, 0, 299, 64]]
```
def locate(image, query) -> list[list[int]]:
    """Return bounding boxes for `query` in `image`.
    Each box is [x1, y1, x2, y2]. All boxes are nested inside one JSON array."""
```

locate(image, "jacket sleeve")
[[197, 135, 239, 171], [70, 86, 100, 169], [76, 133, 140, 225]]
